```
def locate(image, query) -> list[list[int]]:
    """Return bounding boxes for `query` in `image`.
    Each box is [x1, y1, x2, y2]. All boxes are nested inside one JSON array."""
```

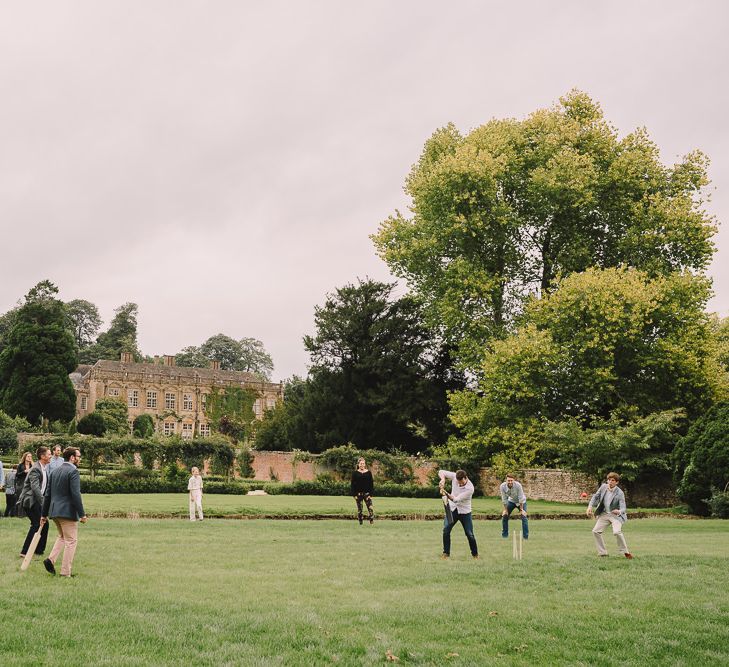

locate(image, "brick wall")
[[243, 452, 676, 506], [248, 450, 318, 483], [479, 468, 595, 503]]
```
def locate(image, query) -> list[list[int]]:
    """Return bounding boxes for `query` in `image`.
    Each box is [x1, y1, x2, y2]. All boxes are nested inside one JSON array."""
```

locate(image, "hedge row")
[[80, 477, 444, 497]]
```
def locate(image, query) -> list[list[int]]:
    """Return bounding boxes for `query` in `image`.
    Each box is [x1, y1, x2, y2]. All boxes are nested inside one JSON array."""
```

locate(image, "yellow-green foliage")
[[448, 267, 723, 469], [373, 91, 716, 371]]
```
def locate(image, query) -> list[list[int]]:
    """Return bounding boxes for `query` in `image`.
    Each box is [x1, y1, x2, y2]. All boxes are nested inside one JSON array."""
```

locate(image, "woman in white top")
[[188, 467, 204, 521]]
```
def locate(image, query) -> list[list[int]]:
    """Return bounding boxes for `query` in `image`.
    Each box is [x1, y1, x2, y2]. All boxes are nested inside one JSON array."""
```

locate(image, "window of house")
[[163, 421, 176, 436], [165, 392, 176, 410], [182, 422, 193, 439], [199, 423, 210, 437], [201, 393, 207, 408], [183, 393, 193, 411], [108, 387, 120, 397], [80, 395, 88, 410], [253, 399, 262, 417], [127, 419, 134, 434], [266, 398, 277, 410], [147, 391, 157, 409], [128, 389, 139, 408]]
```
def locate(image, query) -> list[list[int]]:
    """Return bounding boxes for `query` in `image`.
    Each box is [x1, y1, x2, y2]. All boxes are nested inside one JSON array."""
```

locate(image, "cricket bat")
[[20, 530, 42, 571], [442, 492, 454, 526]]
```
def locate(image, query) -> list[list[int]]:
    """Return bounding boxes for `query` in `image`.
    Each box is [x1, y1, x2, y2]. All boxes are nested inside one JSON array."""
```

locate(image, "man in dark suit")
[[40, 447, 88, 577], [18, 446, 51, 558]]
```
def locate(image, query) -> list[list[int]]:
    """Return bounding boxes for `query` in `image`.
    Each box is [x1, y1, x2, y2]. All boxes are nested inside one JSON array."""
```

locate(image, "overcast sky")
[[1, 1, 727, 381]]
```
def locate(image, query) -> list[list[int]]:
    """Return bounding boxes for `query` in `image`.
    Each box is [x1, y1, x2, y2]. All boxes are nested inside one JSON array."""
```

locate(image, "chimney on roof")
[[120, 351, 133, 363], [210, 359, 221, 371], [164, 355, 176, 367]]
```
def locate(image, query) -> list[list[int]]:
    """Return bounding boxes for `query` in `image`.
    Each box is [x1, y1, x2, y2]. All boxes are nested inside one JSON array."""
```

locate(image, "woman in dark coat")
[[350, 457, 374, 525], [14, 452, 32, 501]]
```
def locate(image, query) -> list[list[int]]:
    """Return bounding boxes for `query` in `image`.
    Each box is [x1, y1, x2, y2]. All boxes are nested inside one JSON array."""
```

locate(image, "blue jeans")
[[443, 510, 478, 556], [501, 501, 529, 539]]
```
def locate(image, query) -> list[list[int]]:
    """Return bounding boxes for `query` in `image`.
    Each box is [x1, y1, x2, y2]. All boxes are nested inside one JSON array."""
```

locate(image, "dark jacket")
[[351, 470, 374, 496], [42, 462, 85, 521], [14, 464, 30, 496], [17, 462, 45, 517]]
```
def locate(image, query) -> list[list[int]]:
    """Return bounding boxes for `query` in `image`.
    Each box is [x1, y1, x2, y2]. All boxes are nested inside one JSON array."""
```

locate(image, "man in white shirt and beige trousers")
[[587, 471, 633, 559]]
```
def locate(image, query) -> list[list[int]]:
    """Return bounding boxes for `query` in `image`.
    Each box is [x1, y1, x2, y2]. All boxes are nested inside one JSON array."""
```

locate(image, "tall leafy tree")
[[81, 302, 142, 364], [65, 299, 102, 350], [256, 280, 461, 453], [373, 91, 716, 369], [0, 280, 77, 423], [176, 334, 274, 379], [238, 337, 274, 378]]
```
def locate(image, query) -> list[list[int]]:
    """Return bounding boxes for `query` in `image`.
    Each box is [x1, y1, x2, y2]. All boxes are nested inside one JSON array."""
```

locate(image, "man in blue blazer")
[[40, 447, 88, 577], [587, 472, 633, 559]]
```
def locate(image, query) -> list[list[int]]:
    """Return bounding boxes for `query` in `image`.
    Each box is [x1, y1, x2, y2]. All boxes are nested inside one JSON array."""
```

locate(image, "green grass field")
[[79, 493, 678, 519], [1, 516, 727, 666]]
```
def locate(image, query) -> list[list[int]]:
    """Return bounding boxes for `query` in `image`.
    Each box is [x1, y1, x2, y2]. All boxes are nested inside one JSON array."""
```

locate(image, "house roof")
[[99, 359, 270, 381], [71, 360, 281, 390], [70, 365, 93, 388]]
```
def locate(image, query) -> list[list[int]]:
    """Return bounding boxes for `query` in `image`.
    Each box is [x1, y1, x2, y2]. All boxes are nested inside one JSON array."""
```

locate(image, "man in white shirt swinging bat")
[[438, 469, 479, 560]]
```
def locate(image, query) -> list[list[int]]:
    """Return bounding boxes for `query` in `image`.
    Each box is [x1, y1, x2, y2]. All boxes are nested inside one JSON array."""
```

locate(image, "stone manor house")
[[71, 352, 283, 437]]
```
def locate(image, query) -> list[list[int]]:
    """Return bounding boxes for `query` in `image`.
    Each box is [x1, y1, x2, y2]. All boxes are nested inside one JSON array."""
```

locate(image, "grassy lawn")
[[79, 493, 677, 518], [1, 517, 727, 666]]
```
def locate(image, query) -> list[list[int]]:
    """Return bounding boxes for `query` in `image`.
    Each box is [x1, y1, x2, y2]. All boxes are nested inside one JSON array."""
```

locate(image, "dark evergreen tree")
[[675, 402, 729, 515], [256, 280, 462, 453], [0, 281, 77, 423]]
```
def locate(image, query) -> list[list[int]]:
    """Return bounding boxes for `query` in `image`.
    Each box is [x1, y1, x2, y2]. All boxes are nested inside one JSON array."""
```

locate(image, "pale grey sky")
[[2, 1, 727, 380]]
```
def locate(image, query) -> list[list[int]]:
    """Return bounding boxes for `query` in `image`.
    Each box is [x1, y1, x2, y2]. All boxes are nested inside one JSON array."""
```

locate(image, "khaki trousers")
[[48, 518, 79, 576], [592, 513, 628, 555]]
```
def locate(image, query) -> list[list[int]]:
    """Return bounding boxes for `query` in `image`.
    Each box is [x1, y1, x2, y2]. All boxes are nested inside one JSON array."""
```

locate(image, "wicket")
[[512, 530, 523, 560]]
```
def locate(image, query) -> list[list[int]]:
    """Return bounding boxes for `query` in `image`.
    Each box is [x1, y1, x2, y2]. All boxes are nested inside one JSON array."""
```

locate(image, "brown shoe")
[[624, 553, 634, 559], [472, 555, 481, 560], [440, 553, 449, 560]]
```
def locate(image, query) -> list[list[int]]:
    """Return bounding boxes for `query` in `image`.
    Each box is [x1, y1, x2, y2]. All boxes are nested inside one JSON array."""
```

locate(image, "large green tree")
[[445, 267, 725, 469], [256, 280, 462, 453], [0, 280, 77, 423], [80, 302, 142, 364], [373, 91, 716, 368]]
